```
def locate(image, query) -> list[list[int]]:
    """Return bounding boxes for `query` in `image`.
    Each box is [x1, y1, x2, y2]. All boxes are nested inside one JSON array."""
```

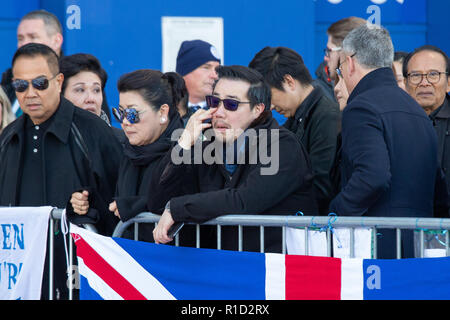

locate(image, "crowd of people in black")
[[0, 10, 449, 299]]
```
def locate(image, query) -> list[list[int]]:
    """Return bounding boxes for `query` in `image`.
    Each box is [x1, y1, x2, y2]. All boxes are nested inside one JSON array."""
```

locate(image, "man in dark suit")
[[329, 24, 448, 258]]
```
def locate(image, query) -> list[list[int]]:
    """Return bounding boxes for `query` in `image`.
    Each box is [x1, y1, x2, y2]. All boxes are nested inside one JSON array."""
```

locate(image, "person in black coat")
[[70, 69, 184, 241], [109, 70, 183, 241], [0, 43, 123, 299], [329, 25, 448, 259], [249, 46, 340, 215], [149, 65, 317, 253]]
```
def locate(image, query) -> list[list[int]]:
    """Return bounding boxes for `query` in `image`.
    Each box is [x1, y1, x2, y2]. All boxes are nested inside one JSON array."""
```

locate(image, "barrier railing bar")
[[373, 227, 377, 259], [396, 228, 401, 259], [112, 212, 450, 237], [217, 225, 221, 250], [69, 233, 73, 300], [305, 227, 309, 256], [282, 226, 286, 254], [350, 228, 355, 258], [446, 231, 449, 257], [49, 219, 54, 300], [260, 226, 264, 253], [420, 229, 425, 258], [196, 225, 200, 249], [326, 228, 331, 257], [238, 225, 243, 252], [134, 223, 139, 241]]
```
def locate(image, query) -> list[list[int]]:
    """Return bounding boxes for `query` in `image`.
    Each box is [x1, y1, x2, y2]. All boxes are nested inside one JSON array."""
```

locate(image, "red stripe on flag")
[[285, 255, 341, 300], [73, 234, 147, 300]]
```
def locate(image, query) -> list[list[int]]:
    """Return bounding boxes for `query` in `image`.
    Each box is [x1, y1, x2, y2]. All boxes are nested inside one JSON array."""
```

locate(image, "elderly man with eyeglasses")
[[329, 25, 449, 259], [404, 45, 450, 191]]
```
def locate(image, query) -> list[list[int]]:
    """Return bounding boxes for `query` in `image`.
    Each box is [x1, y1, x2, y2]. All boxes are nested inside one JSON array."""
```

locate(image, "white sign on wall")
[[161, 16, 224, 73]]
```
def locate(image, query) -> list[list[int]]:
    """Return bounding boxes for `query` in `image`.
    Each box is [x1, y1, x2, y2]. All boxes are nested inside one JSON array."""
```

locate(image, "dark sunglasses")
[[112, 107, 147, 124], [205, 95, 251, 111], [11, 74, 58, 92]]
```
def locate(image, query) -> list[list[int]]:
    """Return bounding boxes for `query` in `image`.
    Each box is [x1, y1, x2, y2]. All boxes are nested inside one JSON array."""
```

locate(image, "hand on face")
[[178, 107, 214, 149]]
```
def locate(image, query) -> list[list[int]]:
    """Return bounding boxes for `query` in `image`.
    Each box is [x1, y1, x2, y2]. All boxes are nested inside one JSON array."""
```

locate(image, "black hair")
[[403, 45, 449, 78], [12, 43, 60, 76], [163, 71, 188, 114], [215, 65, 271, 112], [117, 69, 179, 120], [394, 51, 408, 63], [59, 53, 108, 94], [248, 46, 313, 91]]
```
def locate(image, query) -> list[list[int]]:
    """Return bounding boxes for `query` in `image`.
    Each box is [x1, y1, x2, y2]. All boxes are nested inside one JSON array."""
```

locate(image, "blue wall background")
[[0, 0, 448, 127]]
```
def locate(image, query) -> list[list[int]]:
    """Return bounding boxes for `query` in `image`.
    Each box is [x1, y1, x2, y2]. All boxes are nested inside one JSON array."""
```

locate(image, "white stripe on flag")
[[78, 257, 123, 300], [71, 224, 175, 300], [265, 253, 285, 300], [341, 258, 363, 300]]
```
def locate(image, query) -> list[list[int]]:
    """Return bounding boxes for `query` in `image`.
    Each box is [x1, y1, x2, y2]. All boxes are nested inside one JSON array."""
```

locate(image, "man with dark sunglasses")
[[0, 43, 122, 299], [149, 65, 317, 252], [329, 25, 448, 259]]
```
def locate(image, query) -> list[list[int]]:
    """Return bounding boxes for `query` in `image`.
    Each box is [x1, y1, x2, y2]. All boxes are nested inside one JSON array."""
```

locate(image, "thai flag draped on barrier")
[[70, 224, 450, 300]]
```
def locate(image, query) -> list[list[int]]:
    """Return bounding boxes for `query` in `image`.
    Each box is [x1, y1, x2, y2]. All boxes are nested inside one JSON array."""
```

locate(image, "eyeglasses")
[[205, 95, 251, 111], [11, 74, 58, 92], [406, 71, 448, 85], [335, 52, 357, 78], [324, 46, 342, 58], [112, 107, 148, 124]]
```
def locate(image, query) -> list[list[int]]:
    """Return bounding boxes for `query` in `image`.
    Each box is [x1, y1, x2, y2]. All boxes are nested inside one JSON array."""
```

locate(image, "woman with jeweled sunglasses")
[[70, 69, 184, 241]]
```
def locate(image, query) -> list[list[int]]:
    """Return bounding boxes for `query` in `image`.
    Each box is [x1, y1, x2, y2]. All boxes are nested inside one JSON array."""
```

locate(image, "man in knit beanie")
[[176, 39, 221, 124]]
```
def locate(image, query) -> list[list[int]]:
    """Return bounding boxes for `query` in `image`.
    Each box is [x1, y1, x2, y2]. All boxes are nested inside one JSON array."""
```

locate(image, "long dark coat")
[[0, 96, 122, 298], [148, 113, 318, 253], [329, 68, 447, 258]]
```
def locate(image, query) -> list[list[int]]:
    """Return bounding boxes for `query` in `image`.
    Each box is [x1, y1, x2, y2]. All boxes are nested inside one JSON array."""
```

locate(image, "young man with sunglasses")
[[403, 45, 450, 191], [149, 65, 317, 252], [329, 25, 448, 259], [0, 43, 122, 299]]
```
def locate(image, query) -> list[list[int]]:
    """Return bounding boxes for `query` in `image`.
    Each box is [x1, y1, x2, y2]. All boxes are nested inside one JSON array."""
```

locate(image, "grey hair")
[[21, 10, 62, 36], [342, 24, 394, 69]]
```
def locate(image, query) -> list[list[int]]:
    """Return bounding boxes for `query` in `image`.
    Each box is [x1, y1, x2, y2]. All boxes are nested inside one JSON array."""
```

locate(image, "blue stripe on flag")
[[363, 257, 450, 300], [80, 275, 104, 300], [113, 237, 267, 300]]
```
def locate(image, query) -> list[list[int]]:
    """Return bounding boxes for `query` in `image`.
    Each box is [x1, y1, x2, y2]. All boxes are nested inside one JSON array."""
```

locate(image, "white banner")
[[0, 207, 52, 300]]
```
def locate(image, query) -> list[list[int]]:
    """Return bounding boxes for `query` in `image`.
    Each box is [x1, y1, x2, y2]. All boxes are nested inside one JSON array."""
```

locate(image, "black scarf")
[[123, 113, 183, 166]]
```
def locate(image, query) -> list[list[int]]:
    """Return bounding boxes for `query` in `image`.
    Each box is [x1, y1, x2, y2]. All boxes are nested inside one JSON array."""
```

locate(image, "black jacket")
[[329, 68, 447, 258], [0, 97, 122, 232], [114, 114, 183, 240], [283, 86, 340, 215], [430, 94, 450, 190], [147, 113, 317, 252], [0, 96, 122, 298]]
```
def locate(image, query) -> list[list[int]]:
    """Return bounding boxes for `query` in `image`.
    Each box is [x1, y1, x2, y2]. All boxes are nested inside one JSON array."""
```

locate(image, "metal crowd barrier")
[[112, 212, 450, 258], [49, 208, 97, 300]]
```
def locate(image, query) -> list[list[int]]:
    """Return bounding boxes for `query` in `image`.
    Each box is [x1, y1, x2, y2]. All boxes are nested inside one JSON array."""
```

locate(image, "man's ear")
[[56, 73, 64, 94], [283, 74, 296, 91], [347, 55, 356, 75], [252, 103, 265, 118]]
